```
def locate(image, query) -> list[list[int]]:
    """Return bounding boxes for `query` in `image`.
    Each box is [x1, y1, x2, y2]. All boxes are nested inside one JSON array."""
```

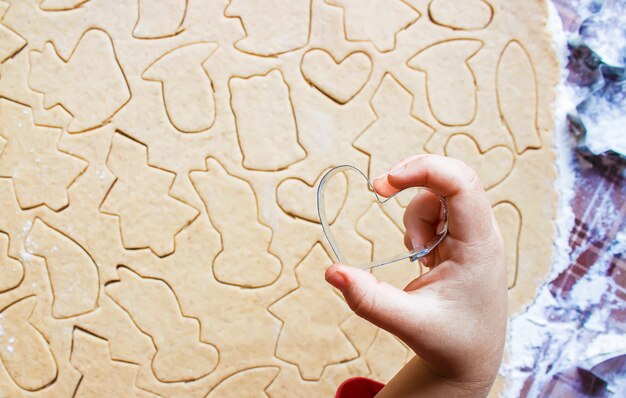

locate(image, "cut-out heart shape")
[[317, 165, 448, 269], [301, 49, 372, 104], [277, 170, 348, 223], [444, 133, 514, 190]]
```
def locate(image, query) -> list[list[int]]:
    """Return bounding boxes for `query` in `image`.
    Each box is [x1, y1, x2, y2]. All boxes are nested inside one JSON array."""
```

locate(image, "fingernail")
[[436, 220, 445, 235], [325, 267, 349, 290], [374, 173, 388, 182], [389, 163, 406, 176]]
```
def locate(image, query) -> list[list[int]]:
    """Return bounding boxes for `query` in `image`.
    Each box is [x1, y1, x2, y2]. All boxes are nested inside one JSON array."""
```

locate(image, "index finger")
[[373, 154, 493, 243]]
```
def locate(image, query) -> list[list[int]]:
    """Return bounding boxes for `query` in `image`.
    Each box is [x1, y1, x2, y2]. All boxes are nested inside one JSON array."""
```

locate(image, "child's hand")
[[325, 155, 507, 396]]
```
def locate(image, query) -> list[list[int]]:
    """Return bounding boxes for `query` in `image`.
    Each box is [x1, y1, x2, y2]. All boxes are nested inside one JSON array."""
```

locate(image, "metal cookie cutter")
[[317, 165, 448, 270]]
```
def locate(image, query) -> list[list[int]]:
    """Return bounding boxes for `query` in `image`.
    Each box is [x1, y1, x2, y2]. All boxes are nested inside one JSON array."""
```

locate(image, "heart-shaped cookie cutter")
[[317, 165, 448, 270]]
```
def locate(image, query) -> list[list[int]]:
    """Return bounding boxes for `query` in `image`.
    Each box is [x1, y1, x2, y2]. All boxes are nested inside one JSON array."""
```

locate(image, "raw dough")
[[0, 0, 558, 396]]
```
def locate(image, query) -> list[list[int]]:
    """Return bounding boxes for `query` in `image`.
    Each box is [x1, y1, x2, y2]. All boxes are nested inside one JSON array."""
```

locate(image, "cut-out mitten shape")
[[190, 158, 281, 288], [497, 40, 541, 153], [428, 0, 493, 30], [106, 267, 219, 382], [353, 74, 433, 179], [29, 28, 130, 133], [0, 232, 23, 293], [0, 297, 57, 391], [326, 0, 420, 51], [269, 244, 357, 380], [71, 329, 157, 398], [229, 70, 306, 171], [226, 0, 310, 56], [26, 218, 99, 318], [444, 133, 514, 190], [0, 99, 85, 210], [408, 39, 483, 126], [143, 42, 218, 133], [101, 133, 198, 257], [133, 0, 186, 39], [301, 49, 372, 104]]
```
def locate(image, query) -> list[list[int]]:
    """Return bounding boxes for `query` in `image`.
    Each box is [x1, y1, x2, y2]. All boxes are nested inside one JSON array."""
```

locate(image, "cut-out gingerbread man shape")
[[0, 297, 57, 392], [269, 244, 358, 380], [0, 99, 86, 210], [428, 0, 493, 30], [497, 40, 541, 153], [133, 0, 186, 39], [0, 232, 23, 293], [143, 42, 218, 133], [106, 266, 219, 383], [101, 133, 198, 257], [408, 39, 483, 126], [353, 74, 433, 179], [229, 70, 306, 171], [326, 0, 420, 52], [190, 157, 281, 288], [25, 218, 99, 319], [29, 28, 130, 133], [226, 0, 310, 56], [71, 328, 158, 398]]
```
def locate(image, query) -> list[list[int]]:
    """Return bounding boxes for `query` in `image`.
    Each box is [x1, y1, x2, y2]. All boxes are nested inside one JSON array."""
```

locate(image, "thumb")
[[325, 264, 413, 335]]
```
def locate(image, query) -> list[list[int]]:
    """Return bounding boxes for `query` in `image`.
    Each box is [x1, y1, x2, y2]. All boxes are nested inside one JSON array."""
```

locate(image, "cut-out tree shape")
[[353, 74, 433, 179], [101, 133, 198, 257], [0, 99, 85, 210], [269, 244, 357, 380], [71, 328, 158, 398]]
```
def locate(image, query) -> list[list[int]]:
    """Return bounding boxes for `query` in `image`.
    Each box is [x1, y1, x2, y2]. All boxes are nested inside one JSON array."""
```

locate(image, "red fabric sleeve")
[[335, 377, 385, 398]]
